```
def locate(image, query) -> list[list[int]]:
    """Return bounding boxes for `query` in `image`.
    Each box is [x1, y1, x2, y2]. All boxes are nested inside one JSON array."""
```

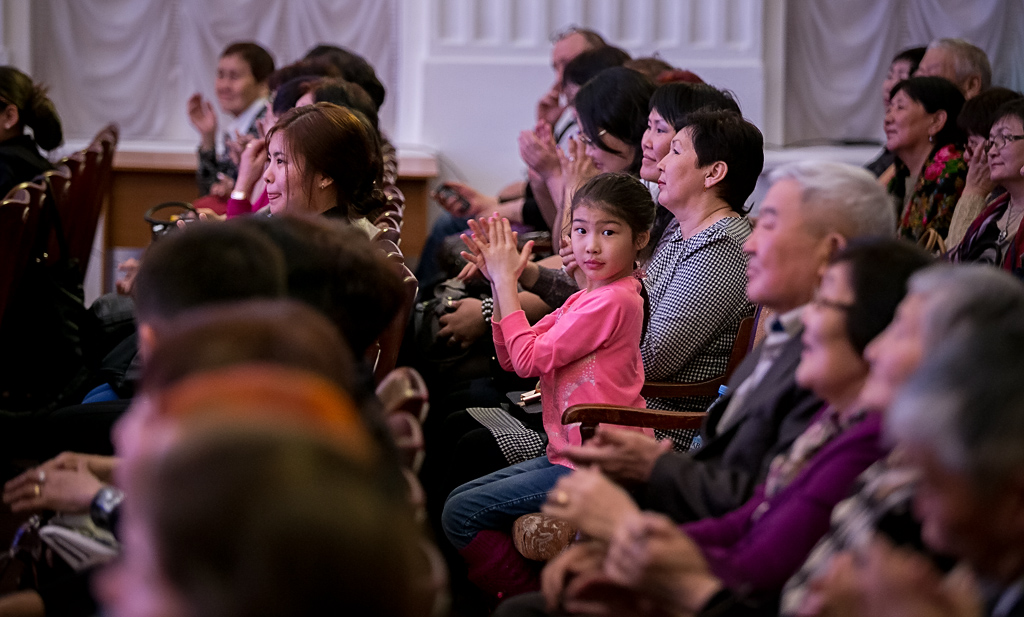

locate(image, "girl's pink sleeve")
[[492, 318, 514, 372], [495, 289, 633, 378]]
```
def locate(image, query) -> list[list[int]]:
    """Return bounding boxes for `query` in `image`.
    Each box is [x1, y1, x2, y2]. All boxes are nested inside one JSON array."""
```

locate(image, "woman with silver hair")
[[784, 263, 1024, 616]]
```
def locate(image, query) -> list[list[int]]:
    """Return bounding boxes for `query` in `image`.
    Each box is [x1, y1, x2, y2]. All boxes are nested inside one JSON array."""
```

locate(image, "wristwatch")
[[90, 485, 125, 533]]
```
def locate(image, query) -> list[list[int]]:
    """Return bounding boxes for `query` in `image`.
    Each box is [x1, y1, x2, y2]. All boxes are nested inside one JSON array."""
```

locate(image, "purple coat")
[[682, 410, 885, 592]]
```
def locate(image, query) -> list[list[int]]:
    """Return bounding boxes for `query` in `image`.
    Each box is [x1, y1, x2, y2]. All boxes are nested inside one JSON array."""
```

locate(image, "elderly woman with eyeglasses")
[[949, 99, 1024, 275]]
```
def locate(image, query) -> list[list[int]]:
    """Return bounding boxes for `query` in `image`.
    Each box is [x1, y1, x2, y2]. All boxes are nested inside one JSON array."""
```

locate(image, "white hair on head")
[[929, 38, 992, 91], [767, 160, 896, 239], [907, 263, 1024, 352]]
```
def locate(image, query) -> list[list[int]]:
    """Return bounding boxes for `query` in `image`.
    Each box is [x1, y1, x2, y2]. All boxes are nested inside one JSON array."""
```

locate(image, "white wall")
[[394, 0, 782, 195]]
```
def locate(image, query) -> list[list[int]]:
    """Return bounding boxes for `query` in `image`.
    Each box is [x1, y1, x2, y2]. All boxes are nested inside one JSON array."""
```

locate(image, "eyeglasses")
[[985, 133, 1024, 152], [576, 129, 607, 147]]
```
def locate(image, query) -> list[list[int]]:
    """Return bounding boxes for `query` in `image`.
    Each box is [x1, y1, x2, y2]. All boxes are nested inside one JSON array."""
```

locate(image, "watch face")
[[95, 486, 125, 515]]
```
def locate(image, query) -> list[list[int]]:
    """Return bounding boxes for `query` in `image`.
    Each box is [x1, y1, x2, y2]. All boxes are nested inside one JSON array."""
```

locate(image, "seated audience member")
[[799, 323, 1024, 617], [3, 299, 371, 516], [0, 66, 62, 197], [188, 42, 274, 201], [234, 214, 404, 361], [497, 238, 931, 616], [100, 412, 429, 617], [514, 82, 741, 307], [262, 103, 385, 233], [624, 56, 675, 81], [915, 38, 992, 100], [563, 161, 896, 523], [634, 109, 759, 420], [104, 221, 288, 397], [96, 429, 428, 617], [444, 109, 763, 498], [639, 83, 740, 262], [866, 47, 926, 178], [304, 44, 387, 112], [0, 220, 290, 461], [949, 99, 1024, 273], [782, 264, 1024, 616], [441, 173, 656, 600], [945, 88, 1023, 246], [0, 298, 387, 617], [226, 73, 386, 219], [531, 66, 656, 235], [417, 27, 605, 286], [884, 76, 967, 242], [225, 65, 340, 218], [557, 45, 631, 111]]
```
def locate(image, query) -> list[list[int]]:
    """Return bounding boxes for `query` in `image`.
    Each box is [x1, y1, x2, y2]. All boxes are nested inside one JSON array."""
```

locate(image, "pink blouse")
[[492, 276, 650, 467]]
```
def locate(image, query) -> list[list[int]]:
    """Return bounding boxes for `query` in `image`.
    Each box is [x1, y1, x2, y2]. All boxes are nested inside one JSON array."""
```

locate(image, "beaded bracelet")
[[481, 296, 494, 323]]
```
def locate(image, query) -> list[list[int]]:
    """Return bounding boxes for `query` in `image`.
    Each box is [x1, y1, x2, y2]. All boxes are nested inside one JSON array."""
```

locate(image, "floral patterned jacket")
[[888, 143, 968, 242]]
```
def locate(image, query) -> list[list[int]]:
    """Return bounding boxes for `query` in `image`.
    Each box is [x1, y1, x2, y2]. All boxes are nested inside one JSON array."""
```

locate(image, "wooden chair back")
[[373, 261, 418, 384], [38, 165, 73, 265], [0, 182, 45, 323], [639, 314, 757, 400], [60, 124, 119, 276], [376, 366, 430, 423]]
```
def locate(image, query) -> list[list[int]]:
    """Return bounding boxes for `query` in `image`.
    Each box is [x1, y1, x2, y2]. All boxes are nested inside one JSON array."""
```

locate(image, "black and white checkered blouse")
[[641, 216, 754, 421]]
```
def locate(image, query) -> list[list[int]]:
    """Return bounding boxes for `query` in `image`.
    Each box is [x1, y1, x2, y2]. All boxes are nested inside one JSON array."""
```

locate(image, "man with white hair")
[[563, 160, 897, 522], [915, 38, 992, 100]]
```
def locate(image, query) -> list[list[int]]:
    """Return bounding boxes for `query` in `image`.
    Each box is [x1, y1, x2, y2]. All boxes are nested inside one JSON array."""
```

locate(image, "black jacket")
[[0, 133, 53, 198], [638, 331, 823, 522]]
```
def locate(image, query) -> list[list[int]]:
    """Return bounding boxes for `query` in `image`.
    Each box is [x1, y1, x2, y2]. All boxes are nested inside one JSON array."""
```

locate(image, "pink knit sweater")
[[492, 276, 650, 467]]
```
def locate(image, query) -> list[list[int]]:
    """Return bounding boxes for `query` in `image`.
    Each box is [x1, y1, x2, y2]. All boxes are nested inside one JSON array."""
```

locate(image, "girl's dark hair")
[[830, 238, 933, 354], [138, 430, 424, 617], [304, 45, 386, 111], [892, 46, 927, 75], [221, 42, 276, 84], [570, 172, 657, 241], [267, 103, 384, 219], [678, 110, 764, 214], [574, 67, 656, 175], [890, 76, 967, 148], [561, 46, 631, 90], [993, 98, 1024, 131], [0, 66, 63, 150], [650, 83, 741, 129], [957, 87, 1023, 137], [570, 172, 657, 338]]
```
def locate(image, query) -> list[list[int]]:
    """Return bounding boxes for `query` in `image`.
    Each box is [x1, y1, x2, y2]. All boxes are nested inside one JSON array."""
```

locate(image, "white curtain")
[[784, 0, 1024, 145], [30, 0, 398, 142]]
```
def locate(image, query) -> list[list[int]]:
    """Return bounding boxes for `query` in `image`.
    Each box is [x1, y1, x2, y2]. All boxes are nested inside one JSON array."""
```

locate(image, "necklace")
[[999, 199, 1023, 242]]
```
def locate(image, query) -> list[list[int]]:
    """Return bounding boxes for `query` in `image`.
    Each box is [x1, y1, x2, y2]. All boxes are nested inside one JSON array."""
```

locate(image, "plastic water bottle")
[[690, 385, 729, 453]]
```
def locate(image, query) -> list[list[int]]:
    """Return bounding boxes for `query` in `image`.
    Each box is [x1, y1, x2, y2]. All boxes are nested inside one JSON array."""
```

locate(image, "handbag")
[[917, 227, 947, 255]]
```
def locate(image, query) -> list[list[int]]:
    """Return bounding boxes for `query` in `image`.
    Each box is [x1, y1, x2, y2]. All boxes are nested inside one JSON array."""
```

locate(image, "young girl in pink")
[[441, 172, 656, 599]]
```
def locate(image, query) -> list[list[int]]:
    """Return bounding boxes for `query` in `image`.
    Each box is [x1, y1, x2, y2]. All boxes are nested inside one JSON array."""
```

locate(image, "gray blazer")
[[638, 331, 823, 522]]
